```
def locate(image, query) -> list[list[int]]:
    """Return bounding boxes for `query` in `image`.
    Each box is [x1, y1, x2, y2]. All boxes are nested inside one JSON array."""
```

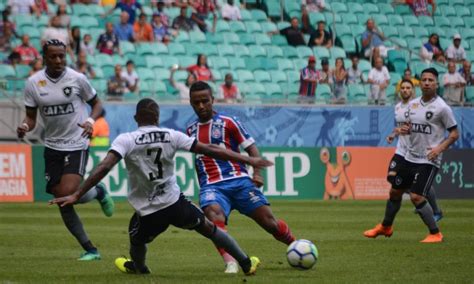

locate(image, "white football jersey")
[[24, 67, 97, 151], [110, 126, 196, 216], [394, 101, 410, 156], [405, 96, 457, 167]]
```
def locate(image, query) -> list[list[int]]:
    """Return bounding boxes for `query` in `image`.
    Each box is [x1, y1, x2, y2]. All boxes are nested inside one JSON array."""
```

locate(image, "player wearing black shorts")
[[364, 69, 459, 243], [17, 39, 115, 260], [50, 98, 273, 275]]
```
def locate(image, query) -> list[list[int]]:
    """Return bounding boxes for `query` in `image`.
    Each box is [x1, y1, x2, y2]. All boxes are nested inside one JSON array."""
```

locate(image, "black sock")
[[416, 200, 439, 234], [426, 186, 441, 215], [382, 198, 402, 227], [81, 241, 97, 253], [130, 243, 147, 272], [59, 205, 96, 251]]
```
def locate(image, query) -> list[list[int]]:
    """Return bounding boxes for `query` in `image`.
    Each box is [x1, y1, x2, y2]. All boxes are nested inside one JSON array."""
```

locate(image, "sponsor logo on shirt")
[[411, 103, 419, 109], [410, 123, 432, 134], [135, 131, 171, 145], [43, 103, 75, 116], [38, 80, 47, 87]]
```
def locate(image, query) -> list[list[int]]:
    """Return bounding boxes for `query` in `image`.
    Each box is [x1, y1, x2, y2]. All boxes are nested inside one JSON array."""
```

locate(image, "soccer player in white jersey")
[[50, 98, 271, 275], [16, 39, 115, 261], [364, 68, 459, 243]]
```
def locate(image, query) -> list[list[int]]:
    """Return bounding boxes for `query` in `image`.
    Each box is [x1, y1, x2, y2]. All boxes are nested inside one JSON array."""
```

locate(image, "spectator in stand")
[[332, 57, 347, 104], [80, 34, 95, 56], [133, 13, 154, 42], [396, 68, 419, 98], [90, 109, 110, 147], [28, 58, 43, 76], [4, 51, 21, 68], [347, 55, 364, 84], [185, 54, 214, 81], [368, 56, 390, 105], [392, 0, 436, 16], [73, 50, 96, 79], [301, 0, 325, 33], [308, 21, 332, 48], [104, 0, 144, 25], [459, 60, 474, 86], [154, 1, 170, 27], [34, 0, 48, 15], [152, 13, 173, 43], [7, 0, 41, 17], [443, 61, 466, 106], [56, 4, 70, 28], [173, 0, 191, 8], [298, 56, 320, 103], [69, 26, 82, 58], [319, 58, 333, 85], [97, 22, 121, 55], [0, 11, 17, 52], [445, 34, 466, 64], [107, 64, 129, 100], [41, 16, 69, 47], [190, 0, 217, 33], [114, 11, 135, 42], [221, 0, 241, 21], [278, 17, 305, 47], [217, 73, 241, 103], [420, 33, 446, 64], [361, 19, 387, 59], [14, 35, 40, 65], [172, 6, 194, 32], [170, 64, 197, 102], [121, 60, 139, 93]]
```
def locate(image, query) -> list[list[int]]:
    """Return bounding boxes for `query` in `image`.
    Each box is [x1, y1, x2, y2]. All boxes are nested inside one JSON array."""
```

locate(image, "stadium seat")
[[152, 68, 170, 81], [413, 26, 429, 38], [136, 44, 156, 56], [465, 86, 474, 104], [330, 47, 346, 59], [286, 70, 300, 83], [341, 13, 358, 25], [346, 2, 364, 14], [145, 56, 163, 69], [403, 15, 420, 27], [276, 21, 291, 31], [245, 58, 266, 71], [234, 45, 250, 58], [249, 45, 267, 58], [264, 83, 283, 99], [245, 21, 262, 33], [161, 56, 179, 69], [372, 15, 388, 26], [281, 46, 299, 59], [189, 31, 206, 43], [440, 5, 456, 17], [237, 70, 255, 83], [316, 84, 331, 103], [378, 3, 395, 15], [201, 44, 219, 57], [461, 28, 474, 40], [266, 46, 284, 59], [340, 36, 357, 54], [392, 37, 408, 48], [335, 24, 352, 37], [174, 32, 190, 43], [324, 12, 342, 25], [358, 60, 372, 73], [348, 84, 367, 104], [239, 34, 256, 46], [120, 41, 136, 56], [137, 68, 155, 82], [179, 56, 196, 68], [313, 47, 330, 59], [230, 21, 246, 34], [94, 54, 114, 67], [350, 24, 365, 38], [206, 33, 224, 44], [254, 70, 272, 83], [269, 70, 287, 83], [255, 33, 272, 46], [449, 17, 465, 29], [168, 42, 186, 56], [223, 32, 240, 45], [429, 27, 446, 38], [297, 46, 314, 59], [14, 65, 30, 78], [240, 9, 252, 21], [407, 38, 423, 50], [13, 15, 34, 28], [210, 57, 229, 70], [293, 58, 308, 70], [218, 45, 235, 57], [382, 26, 399, 38], [331, 2, 348, 13], [309, 13, 325, 26], [79, 16, 100, 29], [228, 57, 246, 70], [418, 16, 434, 27], [91, 79, 107, 93], [261, 22, 278, 34], [250, 9, 268, 22], [434, 16, 451, 28], [185, 44, 202, 56], [247, 82, 266, 96], [216, 20, 231, 33], [394, 5, 412, 15], [277, 58, 295, 71], [362, 3, 379, 14], [20, 26, 41, 39], [271, 34, 288, 46], [398, 27, 415, 40]]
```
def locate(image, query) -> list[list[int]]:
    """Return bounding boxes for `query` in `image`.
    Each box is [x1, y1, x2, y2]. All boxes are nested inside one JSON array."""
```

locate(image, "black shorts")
[[128, 194, 205, 245], [387, 154, 438, 196], [386, 154, 407, 189], [44, 147, 89, 194]]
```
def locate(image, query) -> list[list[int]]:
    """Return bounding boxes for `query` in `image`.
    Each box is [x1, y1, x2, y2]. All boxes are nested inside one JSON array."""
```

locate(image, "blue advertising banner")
[[104, 104, 474, 148]]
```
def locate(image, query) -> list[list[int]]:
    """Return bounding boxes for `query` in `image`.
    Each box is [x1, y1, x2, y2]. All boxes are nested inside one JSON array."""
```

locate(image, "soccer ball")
[[286, 239, 318, 270]]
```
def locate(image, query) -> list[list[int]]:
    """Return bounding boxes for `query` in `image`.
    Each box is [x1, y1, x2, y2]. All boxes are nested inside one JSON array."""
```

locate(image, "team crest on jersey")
[[404, 111, 409, 118], [38, 80, 47, 87], [390, 160, 397, 169], [212, 128, 222, 139], [395, 176, 403, 185], [425, 111, 433, 120], [63, 86, 73, 97]]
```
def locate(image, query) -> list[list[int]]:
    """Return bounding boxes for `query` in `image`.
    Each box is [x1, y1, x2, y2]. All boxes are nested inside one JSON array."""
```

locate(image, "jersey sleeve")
[[172, 129, 197, 151], [24, 79, 37, 108], [229, 117, 255, 149], [77, 73, 97, 102], [441, 105, 457, 130], [110, 134, 132, 159]]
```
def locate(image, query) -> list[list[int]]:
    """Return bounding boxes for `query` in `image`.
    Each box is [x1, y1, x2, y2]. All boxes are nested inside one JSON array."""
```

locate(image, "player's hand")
[[16, 123, 28, 139], [78, 121, 93, 138], [399, 122, 411, 135], [427, 146, 443, 161], [248, 157, 273, 168], [252, 173, 264, 187], [48, 194, 79, 207], [386, 134, 395, 144]]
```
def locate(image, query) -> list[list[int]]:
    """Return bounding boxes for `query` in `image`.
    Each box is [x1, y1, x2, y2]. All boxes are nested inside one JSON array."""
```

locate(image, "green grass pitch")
[[1, 200, 473, 283]]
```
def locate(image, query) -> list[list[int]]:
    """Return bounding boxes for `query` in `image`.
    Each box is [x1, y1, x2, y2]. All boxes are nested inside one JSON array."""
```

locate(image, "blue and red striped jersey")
[[187, 113, 255, 187]]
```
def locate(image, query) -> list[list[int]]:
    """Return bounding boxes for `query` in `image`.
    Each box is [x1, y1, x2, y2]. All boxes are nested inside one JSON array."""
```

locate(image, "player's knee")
[[204, 206, 226, 222], [410, 192, 425, 205], [389, 188, 403, 200]]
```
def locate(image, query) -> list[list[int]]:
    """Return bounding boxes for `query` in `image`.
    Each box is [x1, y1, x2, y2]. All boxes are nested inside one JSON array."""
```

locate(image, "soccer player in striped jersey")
[[16, 39, 114, 260], [187, 81, 296, 273], [364, 68, 459, 243]]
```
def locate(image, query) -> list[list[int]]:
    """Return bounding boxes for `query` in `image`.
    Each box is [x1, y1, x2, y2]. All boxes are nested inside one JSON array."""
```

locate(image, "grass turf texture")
[[1, 200, 473, 283]]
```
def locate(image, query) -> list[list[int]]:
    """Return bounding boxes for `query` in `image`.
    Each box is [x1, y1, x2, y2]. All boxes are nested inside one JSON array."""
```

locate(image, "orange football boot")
[[420, 232, 443, 243], [363, 224, 393, 238]]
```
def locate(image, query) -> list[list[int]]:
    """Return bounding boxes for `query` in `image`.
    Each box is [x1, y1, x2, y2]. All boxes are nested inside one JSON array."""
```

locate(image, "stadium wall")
[[1, 146, 473, 202]]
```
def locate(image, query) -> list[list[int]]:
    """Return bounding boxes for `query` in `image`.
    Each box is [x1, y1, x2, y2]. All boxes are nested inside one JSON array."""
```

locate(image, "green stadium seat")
[[342, 13, 358, 25], [201, 44, 219, 57], [209, 57, 229, 70], [465, 86, 474, 104], [185, 44, 202, 56], [281, 46, 299, 59], [228, 57, 246, 70], [161, 56, 179, 69], [316, 84, 331, 103], [250, 10, 268, 22], [179, 56, 196, 68], [362, 3, 379, 14], [392, 37, 408, 48], [247, 82, 266, 96], [276, 21, 290, 31], [388, 49, 409, 63], [238, 34, 255, 46], [240, 9, 252, 21], [223, 32, 240, 44], [324, 12, 342, 25], [335, 24, 352, 37], [444, 28, 460, 40], [218, 45, 234, 57], [94, 54, 114, 67], [412, 62, 430, 76], [260, 22, 277, 33], [269, 70, 287, 83], [266, 46, 284, 59], [152, 68, 170, 81], [330, 47, 346, 59], [245, 21, 262, 34], [229, 21, 246, 34], [211, 69, 222, 81], [455, 6, 470, 18], [309, 13, 325, 26], [347, 2, 364, 14], [331, 2, 348, 13], [36, 15, 49, 28], [255, 33, 272, 46], [128, 55, 147, 68], [348, 84, 367, 103], [429, 27, 446, 38], [313, 47, 330, 59], [79, 16, 100, 29], [413, 26, 429, 38], [449, 17, 465, 29], [389, 72, 402, 86], [174, 32, 190, 43], [358, 60, 371, 73], [377, 3, 395, 15], [394, 5, 412, 15], [297, 46, 313, 59], [262, 58, 278, 70], [13, 15, 34, 28], [434, 16, 451, 28], [168, 42, 186, 56], [189, 31, 206, 43], [173, 70, 188, 82], [216, 20, 231, 33], [372, 15, 388, 26], [407, 37, 423, 50], [137, 68, 155, 82], [350, 24, 365, 38], [286, 70, 300, 83], [293, 58, 307, 70], [206, 33, 224, 44], [264, 83, 283, 98], [461, 28, 474, 40], [249, 45, 267, 58], [440, 5, 456, 17], [136, 43, 156, 56], [340, 36, 357, 54], [277, 58, 295, 71], [237, 70, 255, 83], [234, 45, 250, 58], [254, 70, 271, 83], [418, 16, 434, 27], [91, 79, 107, 93], [403, 15, 420, 27], [20, 26, 41, 39], [245, 58, 265, 71], [393, 61, 408, 74], [382, 26, 399, 38], [120, 41, 136, 56], [271, 34, 288, 46], [266, 1, 282, 19], [398, 27, 415, 39], [388, 15, 404, 27]]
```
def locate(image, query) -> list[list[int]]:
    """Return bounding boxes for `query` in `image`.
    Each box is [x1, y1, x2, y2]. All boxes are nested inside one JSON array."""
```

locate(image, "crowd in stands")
[[0, 0, 473, 106]]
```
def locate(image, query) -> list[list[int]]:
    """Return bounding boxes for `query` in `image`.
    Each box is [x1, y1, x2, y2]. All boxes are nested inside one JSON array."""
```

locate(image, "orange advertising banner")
[[321, 147, 395, 200], [0, 144, 34, 202]]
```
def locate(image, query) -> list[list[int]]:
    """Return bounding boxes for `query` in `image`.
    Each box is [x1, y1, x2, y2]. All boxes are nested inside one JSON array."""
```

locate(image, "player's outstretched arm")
[[191, 142, 273, 168], [49, 151, 121, 207], [17, 107, 37, 139]]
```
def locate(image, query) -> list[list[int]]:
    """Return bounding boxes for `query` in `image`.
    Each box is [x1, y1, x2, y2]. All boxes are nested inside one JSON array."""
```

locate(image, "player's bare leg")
[[249, 205, 296, 245], [204, 204, 239, 273], [410, 192, 443, 243], [195, 218, 260, 275], [53, 174, 100, 260], [364, 188, 403, 238]]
